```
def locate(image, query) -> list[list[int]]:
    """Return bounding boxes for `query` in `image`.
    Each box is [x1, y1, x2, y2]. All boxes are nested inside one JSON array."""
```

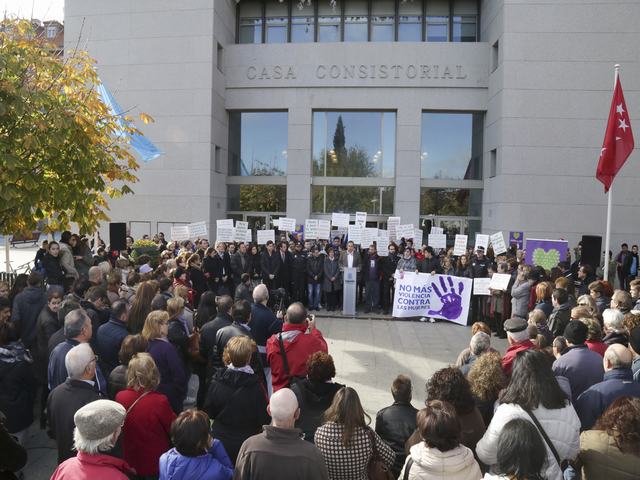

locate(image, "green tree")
[[0, 19, 145, 235]]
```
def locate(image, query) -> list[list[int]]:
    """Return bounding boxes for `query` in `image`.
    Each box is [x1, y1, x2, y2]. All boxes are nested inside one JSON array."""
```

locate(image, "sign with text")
[[489, 273, 511, 291], [473, 277, 491, 296], [377, 230, 390, 256], [490, 231, 507, 255], [216, 226, 234, 243], [317, 220, 331, 240], [331, 213, 350, 228], [170, 225, 190, 242], [188, 221, 208, 239], [256, 229, 275, 245], [387, 216, 401, 241], [355, 211, 367, 227], [362, 228, 379, 249], [396, 224, 415, 240], [453, 235, 468, 256], [348, 225, 363, 245], [234, 221, 249, 243], [414, 229, 425, 247], [474, 234, 489, 252], [428, 233, 447, 250], [216, 219, 233, 229], [430, 226, 444, 235], [392, 273, 472, 326], [304, 219, 318, 240], [277, 217, 297, 232]]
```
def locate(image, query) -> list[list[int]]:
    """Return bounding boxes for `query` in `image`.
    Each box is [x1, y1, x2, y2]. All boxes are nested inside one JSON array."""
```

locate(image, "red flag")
[[596, 76, 635, 192]]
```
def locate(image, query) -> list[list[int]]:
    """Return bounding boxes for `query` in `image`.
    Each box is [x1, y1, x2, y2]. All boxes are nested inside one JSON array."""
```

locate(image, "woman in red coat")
[[116, 352, 176, 478]]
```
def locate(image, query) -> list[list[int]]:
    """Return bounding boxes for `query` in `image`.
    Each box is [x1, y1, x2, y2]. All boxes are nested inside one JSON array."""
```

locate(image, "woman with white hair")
[[603, 308, 628, 347], [51, 399, 135, 479]]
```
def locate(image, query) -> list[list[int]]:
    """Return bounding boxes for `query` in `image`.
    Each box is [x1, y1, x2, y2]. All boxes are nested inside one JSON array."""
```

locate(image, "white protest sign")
[[216, 219, 234, 229], [489, 273, 511, 291], [428, 234, 447, 250], [348, 225, 363, 245], [377, 230, 390, 256], [256, 230, 275, 245], [387, 216, 401, 241], [414, 229, 425, 247], [392, 273, 472, 326], [317, 220, 331, 240], [304, 219, 318, 240], [333, 227, 347, 241], [474, 234, 490, 251], [355, 211, 367, 227], [331, 213, 350, 228], [216, 226, 234, 243], [278, 217, 296, 232], [473, 277, 491, 296], [490, 231, 508, 255], [170, 225, 190, 242], [245, 230, 253, 243], [188, 221, 208, 239], [430, 226, 444, 235], [396, 224, 415, 240], [234, 221, 249, 243], [362, 228, 379, 249], [453, 235, 468, 256]]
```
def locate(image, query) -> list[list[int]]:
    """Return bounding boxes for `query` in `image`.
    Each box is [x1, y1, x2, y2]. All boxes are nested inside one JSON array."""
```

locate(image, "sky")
[[1, 0, 64, 21]]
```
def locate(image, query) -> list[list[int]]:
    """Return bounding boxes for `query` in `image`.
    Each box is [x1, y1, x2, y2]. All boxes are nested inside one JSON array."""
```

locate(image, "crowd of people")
[[0, 229, 639, 480]]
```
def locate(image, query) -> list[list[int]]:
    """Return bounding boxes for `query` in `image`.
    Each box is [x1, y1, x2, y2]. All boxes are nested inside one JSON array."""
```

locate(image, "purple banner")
[[525, 238, 569, 270], [509, 231, 524, 249]]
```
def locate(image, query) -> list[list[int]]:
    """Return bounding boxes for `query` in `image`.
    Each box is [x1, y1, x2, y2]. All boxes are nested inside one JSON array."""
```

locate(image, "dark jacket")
[[204, 253, 233, 293], [203, 368, 269, 464], [419, 256, 442, 274], [375, 401, 419, 477], [322, 256, 342, 292], [361, 253, 382, 281], [381, 254, 400, 281], [260, 251, 280, 281], [575, 368, 640, 430], [147, 338, 188, 414], [0, 342, 35, 434], [231, 252, 253, 284], [187, 266, 207, 306], [215, 322, 265, 380], [548, 303, 572, 338], [42, 253, 65, 286], [108, 364, 127, 400], [306, 255, 324, 284], [235, 282, 253, 304], [0, 413, 27, 479], [47, 378, 101, 463], [250, 303, 283, 364], [95, 316, 128, 376], [277, 249, 292, 290], [34, 306, 60, 384], [250, 252, 262, 279], [200, 312, 233, 378], [291, 251, 308, 281], [291, 379, 344, 443], [234, 426, 329, 480], [534, 300, 554, 319], [10, 285, 47, 349], [552, 344, 605, 402], [603, 331, 629, 347]]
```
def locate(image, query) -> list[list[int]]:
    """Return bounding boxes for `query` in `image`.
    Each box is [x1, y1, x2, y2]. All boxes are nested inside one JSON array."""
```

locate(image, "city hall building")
[[65, 0, 640, 247]]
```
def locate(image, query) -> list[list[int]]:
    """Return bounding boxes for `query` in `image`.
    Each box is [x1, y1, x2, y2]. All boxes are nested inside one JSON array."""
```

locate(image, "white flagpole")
[[603, 64, 620, 283]]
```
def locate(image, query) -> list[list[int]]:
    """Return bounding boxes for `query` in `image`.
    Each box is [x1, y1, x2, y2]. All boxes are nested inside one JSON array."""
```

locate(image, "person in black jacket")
[[419, 246, 442, 275], [186, 253, 207, 308], [261, 241, 280, 291], [290, 242, 308, 304], [200, 295, 234, 383], [249, 244, 262, 286], [10, 271, 47, 350], [361, 244, 382, 314], [231, 242, 253, 286], [277, 241, 293, 295], [203, 335, 269, 464], [42, 241, 66, 287], [0, 410, 27, 480], [375, 374, 418, 477], [291, 351, 344, 444], [380, 243, 400, 315], [306, 247, 324, 311], [204, 243, 233, 296]]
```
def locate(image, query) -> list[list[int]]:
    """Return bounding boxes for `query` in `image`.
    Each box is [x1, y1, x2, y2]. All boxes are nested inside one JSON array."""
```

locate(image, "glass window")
[[421, 112, 483, 180], [420, 188, 483, 217], [228, 185, 287, 212], [291, 2, 314, 42], [398, 1, 422, 42], [239, 2, 263, 44], [318, 2, 341, 42], [266, 1, 288, 43], [371, 0, 395, 41], [453, 15, 477, 42], [228, 112, 288, 176], [426, 0, 449, 42], [313, 111, 396, 178], [312, 186, 394, 214], [344, 0, 368, 42]]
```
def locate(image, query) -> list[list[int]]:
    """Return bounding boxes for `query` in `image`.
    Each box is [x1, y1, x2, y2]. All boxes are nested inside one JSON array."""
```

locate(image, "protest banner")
[[277, 217, 296, 232], [430, 226, 444, 235], [304, 219, 318, 240], [362, 228, 378, 249], [428, 233, 447, 250], [473, 277, 491, 296], [188, 221, 208, 239], [355, 211, 367, 227], [474, 234, 489, 251], [490, 231, 507, 255], [453, 234, 468, 256], [509, 231, 524, 249], [392, 273, 472, 326], [234, 221, 249, 243], [377, 230, 390, 256], [348, 225, 364, 245], [396, 224, 414, 240], [245, 229, 253, 243], [489, 273, 511, 291], [170, 225, 190, 242], [414, 229, 425, 247], [216, 226, 234, 243], [216, 219, 233, 229], [317, 220, 331, 240], [256, 230, 275, 245], [525, 238, 569, 270], [331, 213, 350, 228], [387, 216, 401, 241]]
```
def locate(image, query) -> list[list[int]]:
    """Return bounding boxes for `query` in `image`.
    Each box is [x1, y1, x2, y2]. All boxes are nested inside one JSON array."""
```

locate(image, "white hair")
[[603, 308, 625, 333], [88, 266, 103, 283], [97, 261, 112, 276], [252, 284, 269, 303], [73, 428, 117, 454], [470, 332, 491, 356], [269, 388, 298, 424], [65, 343, 94, 379], [507, 329, 529, 343]]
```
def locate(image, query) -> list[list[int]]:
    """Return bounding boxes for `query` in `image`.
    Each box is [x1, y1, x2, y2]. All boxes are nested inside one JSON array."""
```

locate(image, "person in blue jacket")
[[159, 409, 233, 480]]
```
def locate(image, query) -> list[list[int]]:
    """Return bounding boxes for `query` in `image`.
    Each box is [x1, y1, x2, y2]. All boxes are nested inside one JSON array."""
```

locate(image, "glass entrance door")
[[420, 216, 471, 246]]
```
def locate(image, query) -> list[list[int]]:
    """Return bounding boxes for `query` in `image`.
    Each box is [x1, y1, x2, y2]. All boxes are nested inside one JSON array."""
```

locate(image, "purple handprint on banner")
[[427, 275, 464, 320]]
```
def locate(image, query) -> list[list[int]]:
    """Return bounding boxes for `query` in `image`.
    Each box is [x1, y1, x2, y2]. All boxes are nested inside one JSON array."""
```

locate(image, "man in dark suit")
[[210, 242, 233, 295], [261, 241, 280, 291], [231, 242, 253, 286], [277, 241, 293, 295]]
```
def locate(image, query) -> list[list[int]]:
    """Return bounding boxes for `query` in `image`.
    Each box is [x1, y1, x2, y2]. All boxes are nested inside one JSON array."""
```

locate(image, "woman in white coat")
[[399, 400, 482, 480], [476, 350, 580, 480]]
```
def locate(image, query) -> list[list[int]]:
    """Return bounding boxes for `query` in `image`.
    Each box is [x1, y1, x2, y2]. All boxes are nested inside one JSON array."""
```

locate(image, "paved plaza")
[[22, 316, 508, 478]]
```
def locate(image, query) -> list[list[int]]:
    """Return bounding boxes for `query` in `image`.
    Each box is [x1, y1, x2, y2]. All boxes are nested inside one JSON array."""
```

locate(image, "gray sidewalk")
[[22, 317, 508, 479]]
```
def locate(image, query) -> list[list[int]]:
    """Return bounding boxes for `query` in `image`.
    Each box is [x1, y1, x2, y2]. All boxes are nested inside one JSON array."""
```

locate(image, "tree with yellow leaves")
[[0, 19, 147, 235]]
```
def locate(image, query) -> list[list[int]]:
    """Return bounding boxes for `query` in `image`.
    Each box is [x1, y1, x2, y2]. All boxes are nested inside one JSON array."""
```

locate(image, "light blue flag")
[[96, 82, 163, 163]]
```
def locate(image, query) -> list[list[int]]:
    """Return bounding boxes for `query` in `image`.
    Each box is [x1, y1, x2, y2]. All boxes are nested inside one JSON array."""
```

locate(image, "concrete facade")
[[65, 0, 640, 248]]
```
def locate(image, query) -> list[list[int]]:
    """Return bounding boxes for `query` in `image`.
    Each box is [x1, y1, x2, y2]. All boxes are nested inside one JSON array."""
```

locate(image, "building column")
[[286, 106, 312, 223], [395, 107, 422, 226]]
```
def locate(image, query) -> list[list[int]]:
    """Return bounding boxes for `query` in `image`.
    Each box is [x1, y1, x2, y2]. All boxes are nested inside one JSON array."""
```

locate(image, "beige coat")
[[399, 443, 482, 480], [579, 430, 640, 480]]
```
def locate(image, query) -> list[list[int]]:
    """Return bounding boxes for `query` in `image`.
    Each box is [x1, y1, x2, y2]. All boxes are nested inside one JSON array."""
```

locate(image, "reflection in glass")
[[228, 185, 287, 212], [318, 2, 340, 42], [312, 186, 394, 214], [313, 111, 395, 178], [371, 0, 394, 41], [453, 15, 477, 42], [239, 1, 263, 44], [266, 1, 288, 43], [344, 0, 368, 42], [426, 16, 448, 41], [291, 2, 314, 42], [421, 112, 483, 180], [228, 112, 288, 176], [399, 1, 422, 42], [420, 188, 483, 217]]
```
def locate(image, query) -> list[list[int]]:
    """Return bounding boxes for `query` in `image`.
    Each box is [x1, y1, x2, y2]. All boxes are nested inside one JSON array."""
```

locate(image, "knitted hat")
[[74, 400, 125, 441]]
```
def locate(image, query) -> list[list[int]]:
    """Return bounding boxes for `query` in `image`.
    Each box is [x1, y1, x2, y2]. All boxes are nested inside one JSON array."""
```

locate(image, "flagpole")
[[603, 64, 620, 283]]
